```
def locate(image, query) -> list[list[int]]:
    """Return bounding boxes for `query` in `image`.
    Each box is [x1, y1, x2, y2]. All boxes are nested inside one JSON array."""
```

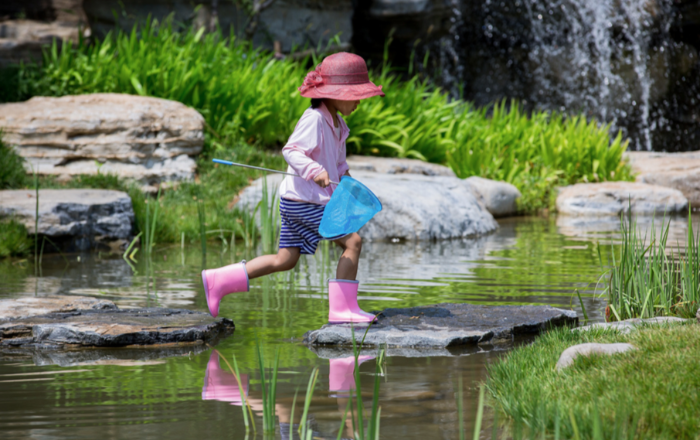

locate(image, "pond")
[[0, 215, 672, 439]]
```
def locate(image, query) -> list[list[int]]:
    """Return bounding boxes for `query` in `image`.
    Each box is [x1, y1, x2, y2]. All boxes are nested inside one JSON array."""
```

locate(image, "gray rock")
[[237, 171, 498, 241], [346, 155, 456, 177], [346, 155, 521, 217], [574, 316, 690, 335], [303, 303, 578, 348], [626, 151, 700, 208], [0, 93, 204, 191], [0, 295, 234, 348], [556, 182, 688, 216], [83, 0, 353, 54], [308, 343, 508, 359], [555, 343, 637, 370], [464, 176, 521, 217], [0, 343, 211, 367], [0, 189, 134, 251]]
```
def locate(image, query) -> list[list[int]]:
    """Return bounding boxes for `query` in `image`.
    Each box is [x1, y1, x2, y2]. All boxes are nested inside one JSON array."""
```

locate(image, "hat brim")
[[299, 81, 385, 100]]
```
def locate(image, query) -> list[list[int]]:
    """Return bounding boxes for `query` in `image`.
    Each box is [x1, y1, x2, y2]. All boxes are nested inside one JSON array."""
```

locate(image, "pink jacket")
[[279, 103, 350, 205]]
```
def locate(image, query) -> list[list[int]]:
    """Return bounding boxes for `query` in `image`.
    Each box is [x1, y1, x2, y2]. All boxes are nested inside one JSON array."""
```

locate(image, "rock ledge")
[[0, 296, 233, 348]]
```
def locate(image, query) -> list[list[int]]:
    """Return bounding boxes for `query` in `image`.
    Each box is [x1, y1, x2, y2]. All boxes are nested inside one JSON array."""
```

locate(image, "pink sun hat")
[[298, 52, 385, 100]]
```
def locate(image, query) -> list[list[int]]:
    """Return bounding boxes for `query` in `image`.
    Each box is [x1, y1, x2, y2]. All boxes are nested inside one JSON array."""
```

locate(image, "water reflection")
[[6, 216, 690, 439]]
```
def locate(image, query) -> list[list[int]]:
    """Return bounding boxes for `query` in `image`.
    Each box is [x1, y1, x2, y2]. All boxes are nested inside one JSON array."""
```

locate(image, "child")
[[202, 52, 384, 323]]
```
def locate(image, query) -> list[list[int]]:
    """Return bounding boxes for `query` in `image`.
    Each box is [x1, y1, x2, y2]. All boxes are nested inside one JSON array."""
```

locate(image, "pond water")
[[0, 215, 687, 439]]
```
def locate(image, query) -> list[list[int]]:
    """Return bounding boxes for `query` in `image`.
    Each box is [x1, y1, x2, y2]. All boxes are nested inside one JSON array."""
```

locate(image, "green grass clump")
[[0, 218, 33, 258], [14, 18, 633, 213], [604, 212, 700, 321], [486, 323, 700, 439], [0, 135, 28, 189]]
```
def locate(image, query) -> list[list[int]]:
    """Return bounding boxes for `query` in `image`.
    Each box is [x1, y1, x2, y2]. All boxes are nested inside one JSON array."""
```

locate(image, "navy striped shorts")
[[279, 198, 342, 254]]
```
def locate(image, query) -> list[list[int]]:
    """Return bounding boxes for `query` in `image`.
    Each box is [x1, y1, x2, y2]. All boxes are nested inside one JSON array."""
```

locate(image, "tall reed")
[[256, 343, 280, 433], [604, 210, 700, 320]]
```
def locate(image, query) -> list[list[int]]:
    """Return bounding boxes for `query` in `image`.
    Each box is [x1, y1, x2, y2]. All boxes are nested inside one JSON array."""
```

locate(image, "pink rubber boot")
[[202, 261, 249, 317], [201, 351, 249, 406], [328, 279, 377, 324], [329, 355, 375, 395]]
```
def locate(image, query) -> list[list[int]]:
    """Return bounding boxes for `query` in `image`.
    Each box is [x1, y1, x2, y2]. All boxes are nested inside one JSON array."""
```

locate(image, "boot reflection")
[[329, 355, 375, 395], [330, 355, 375, 439], [201, 351, 249, 406]]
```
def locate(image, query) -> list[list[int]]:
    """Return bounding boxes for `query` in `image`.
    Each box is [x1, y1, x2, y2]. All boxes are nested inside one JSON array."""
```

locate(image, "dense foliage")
[[0, 135, 28, 189], [0, 218, 33, 258], [14, 19, 633, 212]]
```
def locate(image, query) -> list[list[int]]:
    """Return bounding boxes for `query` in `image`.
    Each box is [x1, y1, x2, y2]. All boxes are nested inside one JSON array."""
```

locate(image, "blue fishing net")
[[319, 176, 382, 238]]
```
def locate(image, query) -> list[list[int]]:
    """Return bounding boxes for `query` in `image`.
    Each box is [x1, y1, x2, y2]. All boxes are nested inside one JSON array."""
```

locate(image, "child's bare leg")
[[245, 247, 301, 280], [333, 233, 362, 280]]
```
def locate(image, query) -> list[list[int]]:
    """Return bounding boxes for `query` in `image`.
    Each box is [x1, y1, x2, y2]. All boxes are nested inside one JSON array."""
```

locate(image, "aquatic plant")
[[14, 18, 634, 213], [349, 326, 383, 440], [484, 323, 698, 439], [256, 343, 280, 433], [603, 211, 700, 320]]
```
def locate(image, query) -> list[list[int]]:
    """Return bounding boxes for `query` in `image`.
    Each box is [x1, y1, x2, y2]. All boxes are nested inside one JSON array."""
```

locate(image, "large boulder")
[[346, 155, 521, 217], [0, 189, 134, 251], [626, 151, 700, 209], [0, 1, 87, 67], [0, 93, 204, 191], [556, 182, 688, 216], [237, 171, 498, 241]]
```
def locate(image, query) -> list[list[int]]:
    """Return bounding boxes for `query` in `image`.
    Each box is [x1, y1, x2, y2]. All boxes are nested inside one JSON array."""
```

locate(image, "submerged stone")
[[0, 296, 234, 349], [303, 303, 577, 348]]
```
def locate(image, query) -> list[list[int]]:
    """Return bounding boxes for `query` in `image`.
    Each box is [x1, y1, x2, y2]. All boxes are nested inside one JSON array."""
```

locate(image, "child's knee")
[[347, 234, 362, 252]]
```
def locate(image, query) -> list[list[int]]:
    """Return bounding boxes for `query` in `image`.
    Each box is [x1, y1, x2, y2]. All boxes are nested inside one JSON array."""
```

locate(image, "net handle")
[[213, 159, 339, 185]]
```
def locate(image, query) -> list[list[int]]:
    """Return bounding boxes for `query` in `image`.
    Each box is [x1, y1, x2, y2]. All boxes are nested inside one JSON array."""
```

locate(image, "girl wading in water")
[[202, 52, 384, 323]]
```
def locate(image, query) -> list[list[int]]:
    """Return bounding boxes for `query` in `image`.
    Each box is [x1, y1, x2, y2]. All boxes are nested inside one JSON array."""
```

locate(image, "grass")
[[0, 135, 28, 189], [6, 18, 634, 213], [0, 218, 33, 258], [603, 211, 700, 321], [485, 323, 700, 439]]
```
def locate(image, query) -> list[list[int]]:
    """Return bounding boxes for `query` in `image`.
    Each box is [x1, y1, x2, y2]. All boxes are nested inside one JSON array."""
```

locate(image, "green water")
[[0, 217, 623, 439]]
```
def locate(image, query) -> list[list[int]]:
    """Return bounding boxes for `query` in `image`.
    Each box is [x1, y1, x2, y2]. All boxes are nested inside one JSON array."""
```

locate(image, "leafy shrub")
[[0, 135, 28, 189], [18, 19, 633, 213], [0, 218, 33, 258]]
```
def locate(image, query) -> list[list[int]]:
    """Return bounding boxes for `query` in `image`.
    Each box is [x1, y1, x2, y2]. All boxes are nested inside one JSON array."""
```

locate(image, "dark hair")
[[311, 98, 324, 109]]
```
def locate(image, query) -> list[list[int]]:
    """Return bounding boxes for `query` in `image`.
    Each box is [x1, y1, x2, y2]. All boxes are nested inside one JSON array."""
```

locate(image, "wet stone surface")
[[0, 296, 234, 349], [303, 303, 578, 348]]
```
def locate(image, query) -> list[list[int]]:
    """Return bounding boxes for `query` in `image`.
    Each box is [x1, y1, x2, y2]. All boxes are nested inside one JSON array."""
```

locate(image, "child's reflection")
[[201, 351, 374, 440]]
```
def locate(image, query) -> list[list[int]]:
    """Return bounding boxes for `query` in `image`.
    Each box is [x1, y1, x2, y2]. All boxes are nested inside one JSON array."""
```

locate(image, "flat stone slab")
[[626, 151, 700, 207], [574, 316, 689, 335], [0, 189, 134, 251], [303, 303, 577, 348], [0, 296, 234, 348]]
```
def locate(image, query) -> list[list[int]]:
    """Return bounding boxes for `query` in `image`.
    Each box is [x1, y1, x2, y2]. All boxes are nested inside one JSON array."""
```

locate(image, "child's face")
[[328, 99, 360, 116]]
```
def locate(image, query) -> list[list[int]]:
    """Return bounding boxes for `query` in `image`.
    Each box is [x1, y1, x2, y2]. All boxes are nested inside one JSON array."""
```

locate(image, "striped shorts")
[[279, 198, 341, 254]]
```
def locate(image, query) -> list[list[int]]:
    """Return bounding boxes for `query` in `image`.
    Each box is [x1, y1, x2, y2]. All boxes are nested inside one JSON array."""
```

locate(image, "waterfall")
[[454, 0, 685, 151]]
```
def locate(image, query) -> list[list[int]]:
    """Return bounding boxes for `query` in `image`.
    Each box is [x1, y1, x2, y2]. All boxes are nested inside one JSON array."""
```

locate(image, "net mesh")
[[319, 176, 382, 238]]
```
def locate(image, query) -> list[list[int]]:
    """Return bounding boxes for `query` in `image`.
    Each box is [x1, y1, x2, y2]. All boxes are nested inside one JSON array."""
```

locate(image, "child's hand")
[[313, 171, 331, 188]]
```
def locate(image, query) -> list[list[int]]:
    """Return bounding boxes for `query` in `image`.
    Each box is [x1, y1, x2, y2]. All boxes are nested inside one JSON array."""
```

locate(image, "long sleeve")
[[337, 142, 349, 176], [282, 112, 325, 181]]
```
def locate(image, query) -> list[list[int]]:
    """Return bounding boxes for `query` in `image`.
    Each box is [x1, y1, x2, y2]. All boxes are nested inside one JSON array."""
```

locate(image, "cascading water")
[[447, 0, 699, 151]]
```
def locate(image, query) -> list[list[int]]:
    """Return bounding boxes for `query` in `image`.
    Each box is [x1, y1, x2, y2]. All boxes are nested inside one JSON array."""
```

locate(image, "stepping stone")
[[574, 316, 689, 335], [0, 296, 234, 348], [303, 303, 577, 348], [556, 343, 637, 370]]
